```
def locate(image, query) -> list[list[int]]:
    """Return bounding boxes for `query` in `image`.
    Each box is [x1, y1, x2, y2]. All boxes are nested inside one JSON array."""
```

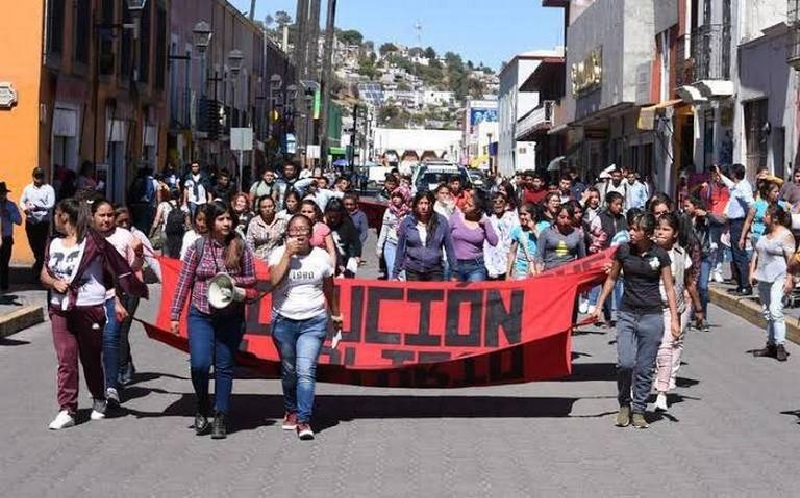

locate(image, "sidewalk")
[[708, 281, 800, 345], [0, 266, 46, 339]]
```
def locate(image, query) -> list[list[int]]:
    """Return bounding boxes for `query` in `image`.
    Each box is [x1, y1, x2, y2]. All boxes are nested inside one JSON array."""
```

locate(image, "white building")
[[497, 49, 564, 176], [423, 90, 456, 107], [373, 128, 462, 163]]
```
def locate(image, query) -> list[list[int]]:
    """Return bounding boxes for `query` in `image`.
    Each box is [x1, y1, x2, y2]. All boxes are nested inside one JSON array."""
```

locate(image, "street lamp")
[[193, 21, 212, 53], [227, 49, 245, 188], [125, 0, 147, 40]]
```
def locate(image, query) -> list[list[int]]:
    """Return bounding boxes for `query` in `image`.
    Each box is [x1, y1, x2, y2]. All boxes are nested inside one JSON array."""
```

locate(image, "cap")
[[32, 166, 44, 177]]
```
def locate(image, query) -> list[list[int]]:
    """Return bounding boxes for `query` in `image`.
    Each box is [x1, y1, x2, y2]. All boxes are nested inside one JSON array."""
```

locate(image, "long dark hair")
[[412, 191, 438, 238], [283, 189, 302, 213], [56, 198, 88, 242], [203, 200, 244, 272], [766, 203, 791, 230]]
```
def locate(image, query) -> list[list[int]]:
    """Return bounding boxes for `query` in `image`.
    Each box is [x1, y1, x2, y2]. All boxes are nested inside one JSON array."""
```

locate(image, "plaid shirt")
[[170, 237, 256, 320]]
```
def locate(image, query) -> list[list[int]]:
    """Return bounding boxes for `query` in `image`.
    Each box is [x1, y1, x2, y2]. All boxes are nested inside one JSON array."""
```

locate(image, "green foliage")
[[379, 43, 399, 56], [339, 29, 364, 46]]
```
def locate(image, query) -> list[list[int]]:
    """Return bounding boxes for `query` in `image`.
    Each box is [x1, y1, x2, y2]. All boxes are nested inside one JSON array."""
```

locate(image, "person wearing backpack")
[[128, 166, 157, 234], [163, 190, 187, 259], [249, 168, 277, 210]]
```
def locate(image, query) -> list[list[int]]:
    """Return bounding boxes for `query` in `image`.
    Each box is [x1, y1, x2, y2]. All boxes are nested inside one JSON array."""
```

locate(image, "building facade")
[[497, 51, 562, 176]]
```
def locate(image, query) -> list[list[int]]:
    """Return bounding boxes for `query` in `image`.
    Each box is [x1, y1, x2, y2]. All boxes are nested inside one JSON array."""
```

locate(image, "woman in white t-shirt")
[[268, 213, 342, 441], [41, 198, 149, 429], [179, 207, 208, 260]]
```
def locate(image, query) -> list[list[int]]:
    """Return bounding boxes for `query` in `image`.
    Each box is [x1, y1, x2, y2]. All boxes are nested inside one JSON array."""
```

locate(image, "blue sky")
[[230, 0, 564, 70]]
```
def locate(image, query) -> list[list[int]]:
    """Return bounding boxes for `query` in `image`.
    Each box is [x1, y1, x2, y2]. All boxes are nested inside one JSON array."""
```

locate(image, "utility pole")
[[319, 0, 337, 169], [249, 0, 256, 21], [294, 0, 309, 158]]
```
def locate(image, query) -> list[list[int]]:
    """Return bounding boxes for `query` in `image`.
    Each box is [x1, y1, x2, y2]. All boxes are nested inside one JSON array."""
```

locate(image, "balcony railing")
[[515, 100, 554, 140], [787, 1, 800, 68], [693, 24, 731, 81]]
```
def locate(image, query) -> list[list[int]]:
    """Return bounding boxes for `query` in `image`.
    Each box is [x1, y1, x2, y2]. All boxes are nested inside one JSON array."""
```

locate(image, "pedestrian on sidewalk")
[[749, 204, 795, 362], [42, 198, 147, 430], [20, 167, 55, 279], [268, 213, 342, 440], [592, 212, 680, 429], [716, 164, 755, 296], [0, 182, 22, 292], [170, 201, 256, 439]]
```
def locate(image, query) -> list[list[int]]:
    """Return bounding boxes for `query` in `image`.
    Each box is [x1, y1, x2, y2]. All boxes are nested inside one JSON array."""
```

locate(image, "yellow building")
[[0, 0, 169, 265]]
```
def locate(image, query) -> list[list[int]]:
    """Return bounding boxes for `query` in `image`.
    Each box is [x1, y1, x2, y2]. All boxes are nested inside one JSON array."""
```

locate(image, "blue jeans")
[[697, 256, 712, 315], [272, 312, 329, 423], [102, 297, 121, 391], [729, 218, 751, 289], [188, 307, 245, 414], [616, 310, 664, 414], [757, 280, 786, 345], [454, 258, 487, 283], [708, 222, 724, 269], [592, 281, 623, 321], [383, 241, 397, 281]]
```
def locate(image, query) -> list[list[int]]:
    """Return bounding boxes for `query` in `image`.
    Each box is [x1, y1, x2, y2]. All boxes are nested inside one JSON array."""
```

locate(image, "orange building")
[[0, 0, 169, 265]]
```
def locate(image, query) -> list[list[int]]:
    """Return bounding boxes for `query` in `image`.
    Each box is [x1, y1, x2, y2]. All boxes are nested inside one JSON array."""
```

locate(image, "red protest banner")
[[143, 248, 614, 388]]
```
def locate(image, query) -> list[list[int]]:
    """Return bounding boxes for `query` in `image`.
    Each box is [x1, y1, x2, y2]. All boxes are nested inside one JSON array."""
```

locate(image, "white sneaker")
[[579, 299, 589, 314], [105, 387, 120, 408], [49, 410, 75, 430], [713, 269, 724, 283], [654, 392, 669, 412], [91, 398, 107, 420]]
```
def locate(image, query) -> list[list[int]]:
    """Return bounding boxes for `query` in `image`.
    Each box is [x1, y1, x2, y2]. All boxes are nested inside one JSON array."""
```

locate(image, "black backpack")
[[165, 203, 185, 235]]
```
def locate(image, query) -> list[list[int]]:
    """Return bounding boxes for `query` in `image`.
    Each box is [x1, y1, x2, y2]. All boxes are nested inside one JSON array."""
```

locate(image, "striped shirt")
[[170, 237, 256, 319]]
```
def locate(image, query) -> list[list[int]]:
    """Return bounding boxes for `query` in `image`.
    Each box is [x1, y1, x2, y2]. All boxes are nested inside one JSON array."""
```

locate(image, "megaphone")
[[207, 272, 247, 309]]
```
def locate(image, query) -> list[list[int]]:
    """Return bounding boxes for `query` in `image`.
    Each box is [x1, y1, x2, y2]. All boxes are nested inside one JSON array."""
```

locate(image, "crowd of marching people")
[[2, 155, 799, 436]]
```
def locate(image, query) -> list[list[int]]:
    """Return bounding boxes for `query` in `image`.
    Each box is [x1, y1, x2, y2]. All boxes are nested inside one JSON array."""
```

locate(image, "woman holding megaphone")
[[170, 200, 255, 439], [268, 213, 342, 440]]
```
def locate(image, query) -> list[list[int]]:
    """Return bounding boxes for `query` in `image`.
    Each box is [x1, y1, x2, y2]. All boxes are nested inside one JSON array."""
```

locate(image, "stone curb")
[[0, 306, 45, 339], [709, 286, 800, 345]]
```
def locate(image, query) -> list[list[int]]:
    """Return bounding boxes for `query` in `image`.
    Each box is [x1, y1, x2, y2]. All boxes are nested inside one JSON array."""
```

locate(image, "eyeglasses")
[[288, 229, 311, 236]]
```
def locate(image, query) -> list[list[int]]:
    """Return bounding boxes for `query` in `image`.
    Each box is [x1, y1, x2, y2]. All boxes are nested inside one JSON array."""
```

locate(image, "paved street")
[[1, 233, 799, 497]]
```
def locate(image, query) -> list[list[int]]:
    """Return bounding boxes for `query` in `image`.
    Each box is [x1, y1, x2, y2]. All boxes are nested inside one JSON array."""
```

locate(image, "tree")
[[379, 43, 398, 56], [274, 10, 292, 28], [467, 60, 474, 70], [408, 47, 424, 57], [424, 47, 436, 59], [339, 29, 364, 46]]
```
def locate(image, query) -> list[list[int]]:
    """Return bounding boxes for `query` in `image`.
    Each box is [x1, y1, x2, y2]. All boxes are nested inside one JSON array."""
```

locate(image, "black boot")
[[195, 401, 211, 436], [776, 344, 788, 362], [753, 343, 777, 358], [211, 411, 227, 439]]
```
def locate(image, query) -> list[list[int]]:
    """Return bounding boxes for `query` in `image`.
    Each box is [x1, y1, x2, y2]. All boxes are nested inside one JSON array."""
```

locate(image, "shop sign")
[[571, 48, 603, 97], [0, 82, 19, 109]]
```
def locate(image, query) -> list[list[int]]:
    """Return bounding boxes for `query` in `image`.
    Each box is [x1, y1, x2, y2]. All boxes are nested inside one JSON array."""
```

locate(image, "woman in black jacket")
[[324, 199, 362, 278]]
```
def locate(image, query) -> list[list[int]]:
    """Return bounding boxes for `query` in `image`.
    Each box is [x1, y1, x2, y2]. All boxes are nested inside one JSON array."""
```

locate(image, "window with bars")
[[155, 5, 167, 90], [73, 0, 91, 66], [121, 5, 132, 82], [139, 4, 152, 84], [98, 0, 116, 76]]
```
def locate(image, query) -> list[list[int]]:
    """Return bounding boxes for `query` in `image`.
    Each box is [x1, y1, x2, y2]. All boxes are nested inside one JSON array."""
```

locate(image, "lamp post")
[[192, 21, 212, 100], [487, 131, 494, 176], [269, 74, 282, 140], [227, 49, 245, 189]]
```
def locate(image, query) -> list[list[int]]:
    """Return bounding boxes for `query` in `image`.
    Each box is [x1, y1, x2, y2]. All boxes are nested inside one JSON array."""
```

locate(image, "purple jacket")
[[393, 213, 456, 278], [44, 230, 149, 311]]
